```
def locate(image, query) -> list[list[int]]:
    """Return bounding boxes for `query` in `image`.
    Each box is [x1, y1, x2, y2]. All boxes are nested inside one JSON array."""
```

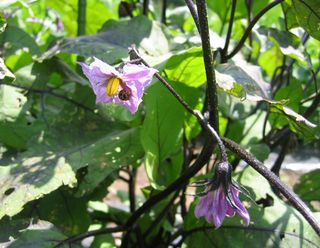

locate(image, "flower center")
[[106, 77, 122, 96], [118, 88, 132, 101]]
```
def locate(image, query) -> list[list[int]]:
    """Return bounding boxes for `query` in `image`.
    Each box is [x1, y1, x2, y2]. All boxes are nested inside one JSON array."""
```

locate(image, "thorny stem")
[[221, 0, 237, 63], [196, 0, 219, 131], [226, 0, 284, 60], [184, 0, 200, 33], [223, 138, 320, 236]]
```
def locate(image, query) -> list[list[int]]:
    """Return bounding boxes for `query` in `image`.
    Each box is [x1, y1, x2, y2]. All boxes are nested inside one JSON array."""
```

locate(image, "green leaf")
[[282, 1, 299, 29], [164, 47, 206, 87], [75, 128, 144, 196], [0, 127, 142, 219], [141, 83, 184, 189], [215, 62, 269, 100], [286, 0, 320, 41], [0, 25, 40, 57], [47, 0, 118, 36], [269, 102, 317, 140], [0, 219, 70, 248], [258, 45, 283, 77], [184, 167, 320, 247], [0, 58, 15, 83], [294, 169, 320, 202], [35, 189, 91, 235], [43, 16, 170, 64], [215, 62, 317, 140], [258, 27, 306, 63]]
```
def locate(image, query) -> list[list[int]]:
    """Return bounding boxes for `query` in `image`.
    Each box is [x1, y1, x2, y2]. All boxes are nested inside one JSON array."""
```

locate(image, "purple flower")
[[193, 162, 250, 228], [79, 57, 158, 113]]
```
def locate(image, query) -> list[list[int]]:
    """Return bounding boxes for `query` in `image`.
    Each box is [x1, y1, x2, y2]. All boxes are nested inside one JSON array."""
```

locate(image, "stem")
[[270, 135, 291, 176], [143, 0, 149, 16], [185, 0, 200, 33], [161, 0, 168, 24], [223, 138, 320, 235], [54, 226, 126, 247], [196, 0, 219, 131], [221, 0, 237, 63], [129, 167, 137, 212], [77, 0, 86, 36], [226, 0, 284, 60]]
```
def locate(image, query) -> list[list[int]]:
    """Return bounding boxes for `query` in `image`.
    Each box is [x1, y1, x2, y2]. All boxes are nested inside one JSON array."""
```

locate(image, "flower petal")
[[195, 193, 212, 218], [79, 59, 121, 104], [91, 57, 119, 76], [123, 63, 158, 87], [231, 186, 250, 226], [210, 187, 227, 228]]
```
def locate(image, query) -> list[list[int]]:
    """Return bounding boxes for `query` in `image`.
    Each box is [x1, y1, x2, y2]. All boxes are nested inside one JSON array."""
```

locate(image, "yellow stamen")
[[106, 77, 121, 96]]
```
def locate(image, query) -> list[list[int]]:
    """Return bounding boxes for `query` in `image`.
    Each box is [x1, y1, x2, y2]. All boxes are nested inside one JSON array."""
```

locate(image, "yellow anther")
[[106, 77, 121, 96]]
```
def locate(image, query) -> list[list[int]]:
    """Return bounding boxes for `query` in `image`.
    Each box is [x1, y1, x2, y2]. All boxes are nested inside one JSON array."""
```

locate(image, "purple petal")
[[123, 63, 158, 87], [91, 57, 119, 76], [195, 193, 213, 218], [210, 187, 227, 228], [78, 59, 120, 103], [230, 186, 250, 226]]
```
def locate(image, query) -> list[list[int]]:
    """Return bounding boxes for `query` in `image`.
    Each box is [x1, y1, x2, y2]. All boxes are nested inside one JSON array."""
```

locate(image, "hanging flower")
[[193, 162, 250, 228], [79, 57, 158, 113]]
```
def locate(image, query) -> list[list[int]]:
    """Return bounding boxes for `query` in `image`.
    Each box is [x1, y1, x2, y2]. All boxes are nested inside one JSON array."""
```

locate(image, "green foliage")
[[0, 0, 319, 246], [294, 169, 320, 202], [43, 16, 170, 65], [284, 0, 320, 41]]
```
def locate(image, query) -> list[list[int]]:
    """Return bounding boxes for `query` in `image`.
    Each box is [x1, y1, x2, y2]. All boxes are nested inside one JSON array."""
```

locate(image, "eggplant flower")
[[79, 57, 158, 113], [193, 162, 250, 228]]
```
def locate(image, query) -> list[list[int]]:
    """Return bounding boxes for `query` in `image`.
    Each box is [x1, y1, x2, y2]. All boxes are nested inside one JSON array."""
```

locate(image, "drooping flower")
[[193, 162, 250, 228], [79, 57, 158, 113]]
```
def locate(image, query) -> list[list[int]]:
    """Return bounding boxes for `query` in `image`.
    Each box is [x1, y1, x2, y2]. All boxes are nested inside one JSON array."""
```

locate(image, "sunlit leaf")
[[284, 0, 320, 41], [42, 16, 170, 64], [0, 127, 142, 219], [0, 219, 70, 248], [258, 27, 306, 63], [141, 83, 184, 189], [215, 62, 270, 100], [164, 47, 206, 87], [0, 25, 40, 57]]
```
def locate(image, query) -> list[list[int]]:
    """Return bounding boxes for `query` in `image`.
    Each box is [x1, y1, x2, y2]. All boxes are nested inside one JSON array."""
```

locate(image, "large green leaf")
[[285, 0, 320, 41], [215, 62, 317, 140], [164, 47, 206, 87], [47, 0, 118, 36], [42, 16, 170, 64], [258, 27, 306, 63], [294, 169, 320, 202], [0, 25, 40, 57], [0, 219, 71, 248], [215, 62, 270, 100], [0, 126, 142, 219], [183, 167, 320, 247], [141, 83, 184, 189]]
